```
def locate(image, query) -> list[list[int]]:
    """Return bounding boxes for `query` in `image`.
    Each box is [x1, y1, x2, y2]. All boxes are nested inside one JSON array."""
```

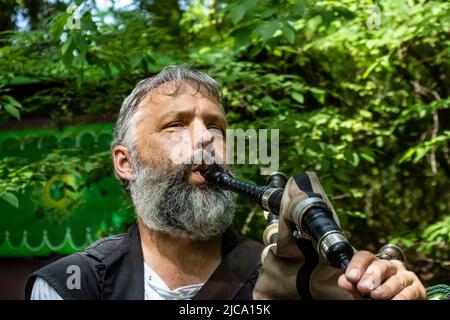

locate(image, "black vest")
[[25, 224, 263, 300]]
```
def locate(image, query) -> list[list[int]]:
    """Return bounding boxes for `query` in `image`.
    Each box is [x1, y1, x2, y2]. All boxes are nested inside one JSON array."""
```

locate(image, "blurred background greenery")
[[0, 0, 449, 287]]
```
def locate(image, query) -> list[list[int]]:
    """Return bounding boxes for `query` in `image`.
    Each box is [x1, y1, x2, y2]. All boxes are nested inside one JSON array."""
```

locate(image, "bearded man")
[[26, 66, 426, 300]]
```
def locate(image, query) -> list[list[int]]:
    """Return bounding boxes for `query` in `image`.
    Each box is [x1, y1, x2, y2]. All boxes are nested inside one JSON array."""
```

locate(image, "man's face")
[[123, 81, 235, 240], [134, 81, 227, 183]]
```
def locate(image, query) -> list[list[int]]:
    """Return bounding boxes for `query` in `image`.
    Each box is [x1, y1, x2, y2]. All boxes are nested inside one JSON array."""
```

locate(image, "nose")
[[191, 118, 215, 152]]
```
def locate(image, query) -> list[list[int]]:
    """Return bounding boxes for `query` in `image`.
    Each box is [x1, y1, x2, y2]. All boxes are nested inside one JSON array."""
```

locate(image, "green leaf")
[[334, 183, 351, 194], [130, 54, 143, 68], [344, 150, 360, 167], [232, 27, 251, 50], [61, 35, 74, 67], [249, 44, 264, 58], [333, 170, 350, 182], [346, 210, 367, 219], [260, 7, 278, 19], [50, 13, 69, 40], [61, 34, 73, 56], [229, 5, 246, 25], [1, 192, 19, 208], [282, 23, 296, 44], [307, 15, 322, 32], [4, 104, 20, 119], [310, 88, 326, 104], [75, 70, 84, 88], [293, 0, 306, 17], [360, 152, 375, 163], [413, 146, 428, 163], [242, 0, 258, 12], [399, 147, 416, 163], [62, 49, 73, 67], [291, 92, 304, 104], [359, 109, 372, 119], [352, 152, 360, 167], [81, 15, 97, 32], [72, 33, 87, 57], [4, 95, 22, 108], [254, 21, 279, 42]]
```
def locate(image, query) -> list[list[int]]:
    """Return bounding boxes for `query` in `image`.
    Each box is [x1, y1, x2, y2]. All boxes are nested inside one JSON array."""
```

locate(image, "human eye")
[[165, 122, 184, 129], [208, 126, 224, 136]]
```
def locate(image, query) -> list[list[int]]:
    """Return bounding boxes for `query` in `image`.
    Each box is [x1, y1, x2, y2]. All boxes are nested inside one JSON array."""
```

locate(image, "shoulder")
[[25, 251, 97, 300], [83, 233, 126, 258], [25, 232, 127, 300]]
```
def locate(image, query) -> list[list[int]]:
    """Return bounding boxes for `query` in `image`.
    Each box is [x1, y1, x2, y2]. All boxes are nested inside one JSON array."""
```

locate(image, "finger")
[[338, 274, 354, 292], [370, 271, 414, 299], [345, 251, 377, 283], [338, 274, 361, 300], [357, 259, 398, 294], [391, 280, 425, 300]]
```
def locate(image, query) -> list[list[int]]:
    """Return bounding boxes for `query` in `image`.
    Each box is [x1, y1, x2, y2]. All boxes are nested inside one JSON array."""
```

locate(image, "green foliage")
[[0, 0, 449, 282], [420, 215, 450, 260]]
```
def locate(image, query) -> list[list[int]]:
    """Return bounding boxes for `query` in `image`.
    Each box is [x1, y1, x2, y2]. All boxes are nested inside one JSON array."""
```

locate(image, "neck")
[[138, 220, 223, 290]]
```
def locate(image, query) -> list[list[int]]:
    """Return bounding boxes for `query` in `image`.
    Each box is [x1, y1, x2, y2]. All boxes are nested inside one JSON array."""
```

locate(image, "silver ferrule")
[[261, 187, 283, 212], [294, 197, 328, 226], [317, 231, 348, 258]]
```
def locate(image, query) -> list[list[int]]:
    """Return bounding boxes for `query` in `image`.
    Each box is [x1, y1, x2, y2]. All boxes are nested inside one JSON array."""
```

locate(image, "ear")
[[113, 146, 133, 182]]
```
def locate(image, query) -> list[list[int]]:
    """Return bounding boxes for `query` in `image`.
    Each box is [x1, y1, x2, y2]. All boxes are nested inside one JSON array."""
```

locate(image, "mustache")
[[131, 150, 234, 184], [176, 152, 231, 178]]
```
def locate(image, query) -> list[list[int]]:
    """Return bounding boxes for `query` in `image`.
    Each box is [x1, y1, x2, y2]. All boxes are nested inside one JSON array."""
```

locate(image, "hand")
[[338, 250, 426, 300]]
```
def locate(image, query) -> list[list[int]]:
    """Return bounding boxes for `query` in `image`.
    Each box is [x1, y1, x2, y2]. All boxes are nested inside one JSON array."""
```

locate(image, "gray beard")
[[129, 158, 236, 241]]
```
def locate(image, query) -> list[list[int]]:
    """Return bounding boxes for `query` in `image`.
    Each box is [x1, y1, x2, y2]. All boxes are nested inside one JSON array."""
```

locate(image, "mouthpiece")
[[200, 167, 283, 215]]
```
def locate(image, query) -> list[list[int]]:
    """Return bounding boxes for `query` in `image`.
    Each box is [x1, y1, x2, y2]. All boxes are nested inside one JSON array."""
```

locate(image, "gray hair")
[[129, 156, 235, 241], [111, 65, 223, 189]]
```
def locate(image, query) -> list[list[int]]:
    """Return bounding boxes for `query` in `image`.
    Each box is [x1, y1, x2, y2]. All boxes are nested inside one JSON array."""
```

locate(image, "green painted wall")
[[0, 124, 134, 256]]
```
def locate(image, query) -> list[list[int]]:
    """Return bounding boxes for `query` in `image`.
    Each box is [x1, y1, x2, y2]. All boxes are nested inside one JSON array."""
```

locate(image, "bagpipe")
[[201, 166, 408, 300]]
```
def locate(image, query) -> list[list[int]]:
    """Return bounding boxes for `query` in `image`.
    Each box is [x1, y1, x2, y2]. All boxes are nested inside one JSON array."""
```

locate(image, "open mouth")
[[188, 164, 211, 185]]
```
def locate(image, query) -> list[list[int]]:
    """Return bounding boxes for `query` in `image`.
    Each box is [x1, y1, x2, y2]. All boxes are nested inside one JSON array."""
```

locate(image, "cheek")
[[213, 138, 227, 163], [136, 135, 171, 167], [135, 140, 152, 166], [160, 131, 193, 164]]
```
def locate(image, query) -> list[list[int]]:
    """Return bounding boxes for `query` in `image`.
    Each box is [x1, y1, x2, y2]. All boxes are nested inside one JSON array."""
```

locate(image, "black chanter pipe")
[[201, 166, 354, 270], [201, 167, 285, 215]]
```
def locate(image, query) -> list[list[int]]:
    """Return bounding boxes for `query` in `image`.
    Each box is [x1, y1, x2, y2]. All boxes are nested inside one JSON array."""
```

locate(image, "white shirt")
[[30, 263, 204, 300]]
